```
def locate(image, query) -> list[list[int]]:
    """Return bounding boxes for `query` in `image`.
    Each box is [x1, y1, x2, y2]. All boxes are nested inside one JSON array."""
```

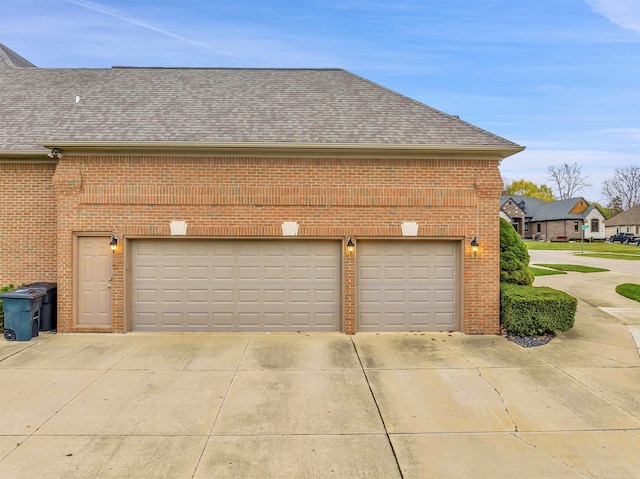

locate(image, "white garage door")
[[357, 241, 459, 331], [130, 240, 341, 331]]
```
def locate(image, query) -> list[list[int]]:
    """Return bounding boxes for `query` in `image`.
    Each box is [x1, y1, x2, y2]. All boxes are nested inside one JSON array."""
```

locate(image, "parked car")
[[628, 236, 640, 246], [609, 232, 635, 243]]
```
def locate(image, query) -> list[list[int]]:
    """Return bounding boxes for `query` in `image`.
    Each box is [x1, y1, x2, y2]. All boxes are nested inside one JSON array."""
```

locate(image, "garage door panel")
[[360, 266, 381, 280], [131, 240, 340, 331], [408, 312, 430, 327], [434, 266, 454, 280], [434, 312, 455, 327], [384, 266, 405, 280], [135, 266, 157, 280], [213, 266, 234, 280], [187, 266, 208, 280], [161, 289, 183, 303], [434, 289, 455, 303], [409, 289, 430, 303], [358, 241, 458, 331], [186, 289, 208, 303], [238, 266, 259, 280], [186, 312, 208, 326], [409, 266, 430, 279], [385, 290, 406, 303], [315, 289, 337, 303], [161, 266, 183, 280]]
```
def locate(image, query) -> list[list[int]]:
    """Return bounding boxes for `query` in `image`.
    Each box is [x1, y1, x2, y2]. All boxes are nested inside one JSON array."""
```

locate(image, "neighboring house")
[[0, 44, 524, 335], [605, 205, 640, 237], [500, 196, 606, 241]]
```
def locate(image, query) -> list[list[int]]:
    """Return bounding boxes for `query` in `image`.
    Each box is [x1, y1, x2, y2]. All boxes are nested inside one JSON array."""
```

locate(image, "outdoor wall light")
[[47, 148, 62, 159], [346, 237, 355, 256], [110, 235, 118, 253], [470, 237, 479, 256]]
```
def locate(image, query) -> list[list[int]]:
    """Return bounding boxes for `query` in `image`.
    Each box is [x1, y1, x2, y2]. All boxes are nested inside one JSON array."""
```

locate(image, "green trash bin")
[[1, 287, 45, 341], [25, 282, 57, 332]]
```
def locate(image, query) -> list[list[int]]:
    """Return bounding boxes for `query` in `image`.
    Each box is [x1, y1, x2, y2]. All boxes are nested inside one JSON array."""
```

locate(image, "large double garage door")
[[130, 239, 459, 332], [131, 240, 341, 331]]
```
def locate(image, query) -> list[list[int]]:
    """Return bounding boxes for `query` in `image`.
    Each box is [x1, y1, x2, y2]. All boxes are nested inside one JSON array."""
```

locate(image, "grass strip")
[[530, 267, 566, 277], [526, 242, 640, 254], [616, 283, 640, 302], [534, 263, 609, 273], [575, 253, 640, 261]]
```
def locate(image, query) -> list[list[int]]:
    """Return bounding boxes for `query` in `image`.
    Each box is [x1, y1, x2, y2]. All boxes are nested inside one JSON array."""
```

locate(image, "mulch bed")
[[502, 331, 555, 348]]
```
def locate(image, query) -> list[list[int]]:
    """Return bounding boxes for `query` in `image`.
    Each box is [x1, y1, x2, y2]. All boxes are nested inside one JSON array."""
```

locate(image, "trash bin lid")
[[25, 282, 57, 291], [0, 287, 46, 299]]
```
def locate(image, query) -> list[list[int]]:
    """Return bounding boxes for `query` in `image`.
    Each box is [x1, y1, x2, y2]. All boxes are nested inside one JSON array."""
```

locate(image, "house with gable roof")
[[0, 43, 524, 335], [500, 196, 606, 241], [605, 204, 640, 238]]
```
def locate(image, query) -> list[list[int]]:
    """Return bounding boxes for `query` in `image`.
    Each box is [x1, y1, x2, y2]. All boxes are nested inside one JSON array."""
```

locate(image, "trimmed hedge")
[[500, 282, 576, 336], [500, 218, 534, 286]]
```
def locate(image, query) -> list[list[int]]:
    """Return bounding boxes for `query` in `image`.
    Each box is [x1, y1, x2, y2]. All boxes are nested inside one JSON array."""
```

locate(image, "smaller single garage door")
[[130, 239, 341, 332], [357, 241, 459, 332]]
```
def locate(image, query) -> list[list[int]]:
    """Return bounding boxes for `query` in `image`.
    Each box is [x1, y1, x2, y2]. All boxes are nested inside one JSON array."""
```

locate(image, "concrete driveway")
[[1, 253, 639, 478]]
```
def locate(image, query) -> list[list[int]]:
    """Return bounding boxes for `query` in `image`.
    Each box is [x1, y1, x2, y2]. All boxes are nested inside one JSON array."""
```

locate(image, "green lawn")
[[530, 267, 566, 277], [575, 253, 640, 261], [526, 241, 640, 255], [534, 263, 609, 273], [616, 284, 640, 302]]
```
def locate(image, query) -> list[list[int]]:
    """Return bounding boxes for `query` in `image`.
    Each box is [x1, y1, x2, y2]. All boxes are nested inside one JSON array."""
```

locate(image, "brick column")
[[343, 237, 356, 334]]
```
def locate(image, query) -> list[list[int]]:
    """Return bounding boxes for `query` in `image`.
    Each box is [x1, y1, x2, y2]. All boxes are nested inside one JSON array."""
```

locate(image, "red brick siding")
[[6, 155, 503, 334], [0, 162, 57, 286]]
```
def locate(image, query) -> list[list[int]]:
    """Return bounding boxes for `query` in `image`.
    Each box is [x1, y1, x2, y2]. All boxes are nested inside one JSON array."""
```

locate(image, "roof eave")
[[0, 149, 57, 163], [36, 141, 525, 160]]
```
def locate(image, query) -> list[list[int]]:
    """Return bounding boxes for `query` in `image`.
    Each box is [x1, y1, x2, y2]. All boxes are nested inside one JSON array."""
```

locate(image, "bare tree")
[[602, 165, 640, 211], [547, 162, 591, 199]]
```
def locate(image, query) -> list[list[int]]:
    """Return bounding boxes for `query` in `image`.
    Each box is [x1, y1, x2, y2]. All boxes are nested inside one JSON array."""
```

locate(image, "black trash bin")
[[25, 282, 57, 332], [1, 287, 45, 341]]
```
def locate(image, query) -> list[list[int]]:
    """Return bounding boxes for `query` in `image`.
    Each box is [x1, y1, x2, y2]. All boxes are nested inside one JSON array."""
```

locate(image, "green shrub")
[[500, 218, 534, 285], [0, 284, 16, 331], [500, 282, 576, 336]]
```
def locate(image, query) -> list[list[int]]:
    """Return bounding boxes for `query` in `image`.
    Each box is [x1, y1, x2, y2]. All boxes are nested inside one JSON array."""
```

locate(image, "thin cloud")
[[585, 0, 640, 33], [66, 0, 205, 47]]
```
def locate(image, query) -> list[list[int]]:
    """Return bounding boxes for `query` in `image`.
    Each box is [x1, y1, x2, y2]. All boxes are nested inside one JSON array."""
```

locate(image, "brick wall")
[[8, 154, 503, 334], [0, 162, 57, 286]]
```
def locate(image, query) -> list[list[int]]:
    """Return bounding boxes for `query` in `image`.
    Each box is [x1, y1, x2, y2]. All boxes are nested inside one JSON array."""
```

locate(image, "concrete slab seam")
[[349, 336, 404, 479], [512, 432, 592, 478], [555, 366, 640, 422], [191, 335, 251, 478]]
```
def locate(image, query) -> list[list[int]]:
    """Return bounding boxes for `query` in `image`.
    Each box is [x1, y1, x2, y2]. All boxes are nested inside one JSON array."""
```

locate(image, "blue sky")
[[2, 0, 639, 204]]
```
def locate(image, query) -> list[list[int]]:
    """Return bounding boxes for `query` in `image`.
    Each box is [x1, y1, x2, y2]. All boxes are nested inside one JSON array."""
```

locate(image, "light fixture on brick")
[[109, 235, 118, 253], [346, 237, 355, 256], [470, 237, 479, 256]]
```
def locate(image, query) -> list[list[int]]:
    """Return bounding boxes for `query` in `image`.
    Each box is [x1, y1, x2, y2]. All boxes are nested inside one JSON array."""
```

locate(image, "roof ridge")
[[110, 66, 345, 71]]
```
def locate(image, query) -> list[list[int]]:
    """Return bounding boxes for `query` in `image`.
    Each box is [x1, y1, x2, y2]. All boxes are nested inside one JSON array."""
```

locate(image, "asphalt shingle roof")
[[607, 204, 640, 226], [0, 44, 36, 69], [0, 45, 523, 153], [501, 196, 595, 221]]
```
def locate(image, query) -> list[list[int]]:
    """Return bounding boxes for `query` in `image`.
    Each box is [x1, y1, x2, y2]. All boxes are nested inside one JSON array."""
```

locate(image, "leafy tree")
[[500, 218, 534, 286], [504, 179, 555, 202], [602, 166, 640, 211], [590, 201, 611, 220], [547, 162, 591, 199]]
